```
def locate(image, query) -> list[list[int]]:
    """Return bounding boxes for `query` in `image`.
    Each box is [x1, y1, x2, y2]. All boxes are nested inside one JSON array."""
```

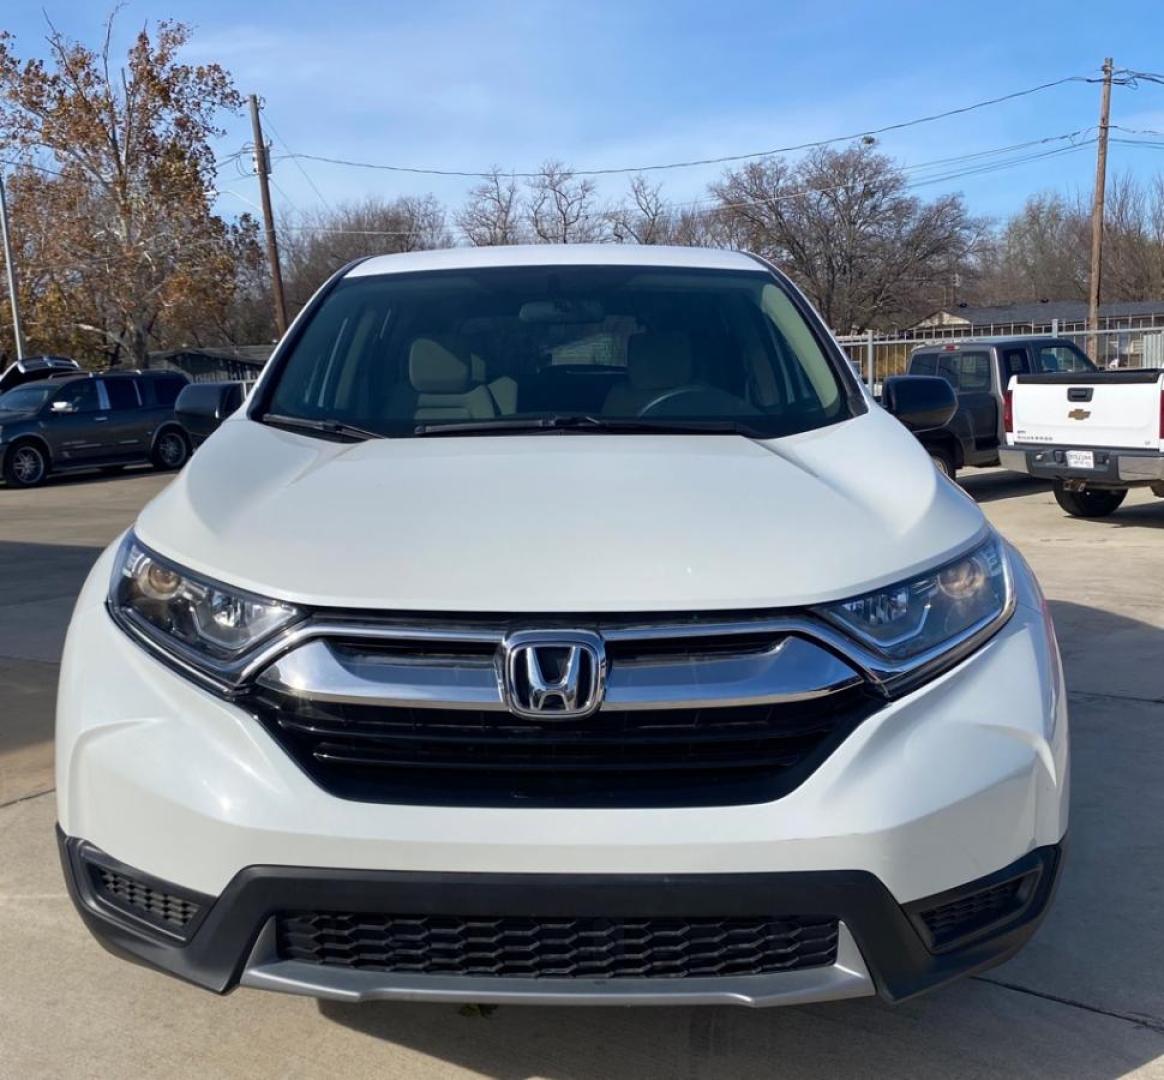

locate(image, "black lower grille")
[[276, 911, 840, 979], [92, 865, 202, 932], [248, 687, 877, 808], [917, 873, 1038, 951]]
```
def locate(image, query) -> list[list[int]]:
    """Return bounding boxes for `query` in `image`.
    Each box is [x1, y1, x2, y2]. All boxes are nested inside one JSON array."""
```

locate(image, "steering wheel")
[[635, 385, 710, 417]]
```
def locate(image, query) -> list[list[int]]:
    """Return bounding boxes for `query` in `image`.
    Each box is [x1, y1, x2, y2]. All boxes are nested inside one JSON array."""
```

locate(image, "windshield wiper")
[[414, 415, 764, 437], [260, 413, 384, 442]]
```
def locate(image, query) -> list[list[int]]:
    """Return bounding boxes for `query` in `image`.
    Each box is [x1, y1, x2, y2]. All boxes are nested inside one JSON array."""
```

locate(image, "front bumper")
[[59, 828, 1063, 1005], [1001, 444, 1164, 485], [56, 541, 1069, 1004]]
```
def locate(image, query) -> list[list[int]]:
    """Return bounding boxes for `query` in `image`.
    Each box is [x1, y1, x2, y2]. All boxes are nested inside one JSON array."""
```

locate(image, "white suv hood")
[[136, 408, 985, 612]]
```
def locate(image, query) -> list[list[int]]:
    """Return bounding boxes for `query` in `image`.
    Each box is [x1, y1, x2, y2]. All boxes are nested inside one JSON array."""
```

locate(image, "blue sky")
[[6, 0, 1164, 227]]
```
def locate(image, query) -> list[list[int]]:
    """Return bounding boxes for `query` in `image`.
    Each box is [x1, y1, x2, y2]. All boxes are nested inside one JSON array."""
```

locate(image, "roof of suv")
[[910, 336, 1079, 353], [348, 244, 763, 279], [47, 369, 187, 382]]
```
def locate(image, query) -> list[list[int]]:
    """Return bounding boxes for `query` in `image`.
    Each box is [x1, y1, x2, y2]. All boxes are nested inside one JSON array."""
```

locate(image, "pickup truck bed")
[[999, 368, 1164, 516]]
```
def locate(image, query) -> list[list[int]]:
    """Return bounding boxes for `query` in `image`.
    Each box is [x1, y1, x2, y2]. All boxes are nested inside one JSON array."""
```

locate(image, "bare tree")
[[457, 169, 524, 246], [610, 176, 676, 244], [526, 161, 607, 243], [974, 174, 1164, 307], [978, 192, 1089, 304], [1101, 174, 1164, 301], [713, 144, 981, 330], [279, 195, 451, 310]]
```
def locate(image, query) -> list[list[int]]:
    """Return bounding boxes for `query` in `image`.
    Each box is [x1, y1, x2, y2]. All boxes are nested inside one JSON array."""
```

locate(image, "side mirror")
[[175, 381, 245, 445], [51, 400, 76, 414], [881, 375, 957, 433]]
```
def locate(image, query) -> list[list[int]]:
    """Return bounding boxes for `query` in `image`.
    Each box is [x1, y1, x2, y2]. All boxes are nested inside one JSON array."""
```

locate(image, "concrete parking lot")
[[1, 465, 1162, 1079]]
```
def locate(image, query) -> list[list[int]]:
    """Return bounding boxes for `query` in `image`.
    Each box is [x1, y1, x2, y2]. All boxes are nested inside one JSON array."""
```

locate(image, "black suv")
[[0, 370, 191, 488]]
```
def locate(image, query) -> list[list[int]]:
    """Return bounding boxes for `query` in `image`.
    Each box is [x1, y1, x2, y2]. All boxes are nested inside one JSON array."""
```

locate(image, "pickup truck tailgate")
[[1009, 370, 1163, 450]]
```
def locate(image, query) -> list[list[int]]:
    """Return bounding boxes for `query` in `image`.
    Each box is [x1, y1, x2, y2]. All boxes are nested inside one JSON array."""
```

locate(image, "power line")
[[265, 132, 1098, 237], [271, 72, 1102, 180], [261, 114, 334, 212], [669, 129, 1093, 212], [267, 175, 302, 216]]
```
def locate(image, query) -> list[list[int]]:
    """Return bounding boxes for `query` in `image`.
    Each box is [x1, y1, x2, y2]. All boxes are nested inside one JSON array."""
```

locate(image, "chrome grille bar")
[[255, 632, 862, 711]]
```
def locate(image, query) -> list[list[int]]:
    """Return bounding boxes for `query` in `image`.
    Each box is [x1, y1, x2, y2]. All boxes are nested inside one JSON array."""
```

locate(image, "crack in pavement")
[[0, 787, 55, 810], [1066, 688, 1164, 707], [973, 975, 1164, 1035]]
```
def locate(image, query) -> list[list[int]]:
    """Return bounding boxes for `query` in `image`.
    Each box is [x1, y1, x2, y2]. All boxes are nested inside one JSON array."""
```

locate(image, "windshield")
[[0, 384, 55, 412], [261, 266, 857, 439]]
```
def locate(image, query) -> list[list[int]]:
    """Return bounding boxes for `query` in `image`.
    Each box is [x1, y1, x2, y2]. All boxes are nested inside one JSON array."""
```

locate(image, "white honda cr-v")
[[57, 245, 1067, 1007]]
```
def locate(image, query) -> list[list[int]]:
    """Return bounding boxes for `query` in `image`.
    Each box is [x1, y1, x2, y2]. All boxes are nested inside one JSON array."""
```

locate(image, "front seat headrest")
[[627, 332, 694, 390], [409, 338, 469, 393]]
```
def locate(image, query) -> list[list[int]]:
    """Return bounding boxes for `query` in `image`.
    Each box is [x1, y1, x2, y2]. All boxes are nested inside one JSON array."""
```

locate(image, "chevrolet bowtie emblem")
[[1068, 408, 1091, 420]]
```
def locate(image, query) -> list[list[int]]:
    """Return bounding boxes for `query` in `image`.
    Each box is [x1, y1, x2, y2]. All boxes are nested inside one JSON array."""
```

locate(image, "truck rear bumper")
[[1001, 445, 1164, 485]]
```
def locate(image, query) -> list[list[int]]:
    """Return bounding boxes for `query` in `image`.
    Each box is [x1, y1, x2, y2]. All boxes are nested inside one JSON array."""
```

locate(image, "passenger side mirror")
[[175, 381, 245, 445], [51, 400, 76, 414], [881, 375, 957, 433]]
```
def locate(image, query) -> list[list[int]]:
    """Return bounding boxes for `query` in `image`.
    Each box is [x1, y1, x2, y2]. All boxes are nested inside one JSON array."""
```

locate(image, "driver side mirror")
[[881, 375, 957, 433], [175, 381, 245, 446]]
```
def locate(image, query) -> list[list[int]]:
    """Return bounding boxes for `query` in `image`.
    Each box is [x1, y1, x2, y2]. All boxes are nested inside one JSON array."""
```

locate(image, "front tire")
[[151, 429, 190, 471], [929, 446, 956, 480], [3, 441, 50, 488], [1053, 482, 1127, 518]]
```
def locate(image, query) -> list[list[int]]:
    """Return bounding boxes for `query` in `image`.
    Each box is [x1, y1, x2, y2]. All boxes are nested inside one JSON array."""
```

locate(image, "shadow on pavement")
[[0, 541, 104, 803], [960, 470, 1052, 503], [318, 599, 1164, 1078], [1103, 502, 1164, 530], [0, 540, 105, 606], [1, 463, 157, 492]]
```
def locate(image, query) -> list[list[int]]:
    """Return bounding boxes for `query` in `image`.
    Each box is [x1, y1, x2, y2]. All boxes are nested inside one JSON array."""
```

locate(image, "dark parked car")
[[904, 336, 1095, 477], [0, 370, 191, 488]]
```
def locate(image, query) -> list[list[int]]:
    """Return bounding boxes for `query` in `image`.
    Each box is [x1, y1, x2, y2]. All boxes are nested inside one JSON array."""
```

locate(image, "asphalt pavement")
[[1, 464, 1162, 1079]]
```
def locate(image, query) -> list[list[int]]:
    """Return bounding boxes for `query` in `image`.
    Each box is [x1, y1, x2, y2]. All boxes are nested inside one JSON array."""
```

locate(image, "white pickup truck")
[[999, 368, 1164, 516]]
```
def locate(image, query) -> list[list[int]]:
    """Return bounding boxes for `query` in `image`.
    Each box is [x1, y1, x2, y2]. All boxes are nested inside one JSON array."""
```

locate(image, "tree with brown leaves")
[[0, 14, 257, 364]]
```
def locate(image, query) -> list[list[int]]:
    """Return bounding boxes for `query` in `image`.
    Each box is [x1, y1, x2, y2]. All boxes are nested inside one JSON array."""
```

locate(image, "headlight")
[[817, 535, 1012, 665], [108, 534, 302, 686]]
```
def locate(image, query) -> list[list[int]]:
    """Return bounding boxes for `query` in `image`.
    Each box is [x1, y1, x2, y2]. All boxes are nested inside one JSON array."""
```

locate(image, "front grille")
[[248, 686, 877, 808], [917, 873, 1037, 951], [91, 865, 202, 932], [276, 911, 840, 979]]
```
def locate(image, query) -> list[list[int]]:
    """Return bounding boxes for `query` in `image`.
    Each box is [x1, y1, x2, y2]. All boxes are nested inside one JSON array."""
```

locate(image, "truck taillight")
[[1004, 389, 1014, 434]]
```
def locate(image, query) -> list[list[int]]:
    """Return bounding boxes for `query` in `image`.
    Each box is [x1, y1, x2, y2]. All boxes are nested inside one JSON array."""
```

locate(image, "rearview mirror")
[[175, 381, 245, 446], [881, 375, 957, 433], [518, 298, 605, 324]]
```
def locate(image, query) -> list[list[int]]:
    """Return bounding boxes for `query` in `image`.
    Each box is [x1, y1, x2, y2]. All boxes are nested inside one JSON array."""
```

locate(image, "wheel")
[[928, 446, 956, 480], [1053, 481, 1127, 518], [3, 441, 50, 488], [151, 429, 190, 471]]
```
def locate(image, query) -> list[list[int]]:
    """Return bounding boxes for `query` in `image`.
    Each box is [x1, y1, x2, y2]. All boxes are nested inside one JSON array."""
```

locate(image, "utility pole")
[[0, 173, 26, 361], [249, 94, 288, 338], [1087, 57, 1113, 358]]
